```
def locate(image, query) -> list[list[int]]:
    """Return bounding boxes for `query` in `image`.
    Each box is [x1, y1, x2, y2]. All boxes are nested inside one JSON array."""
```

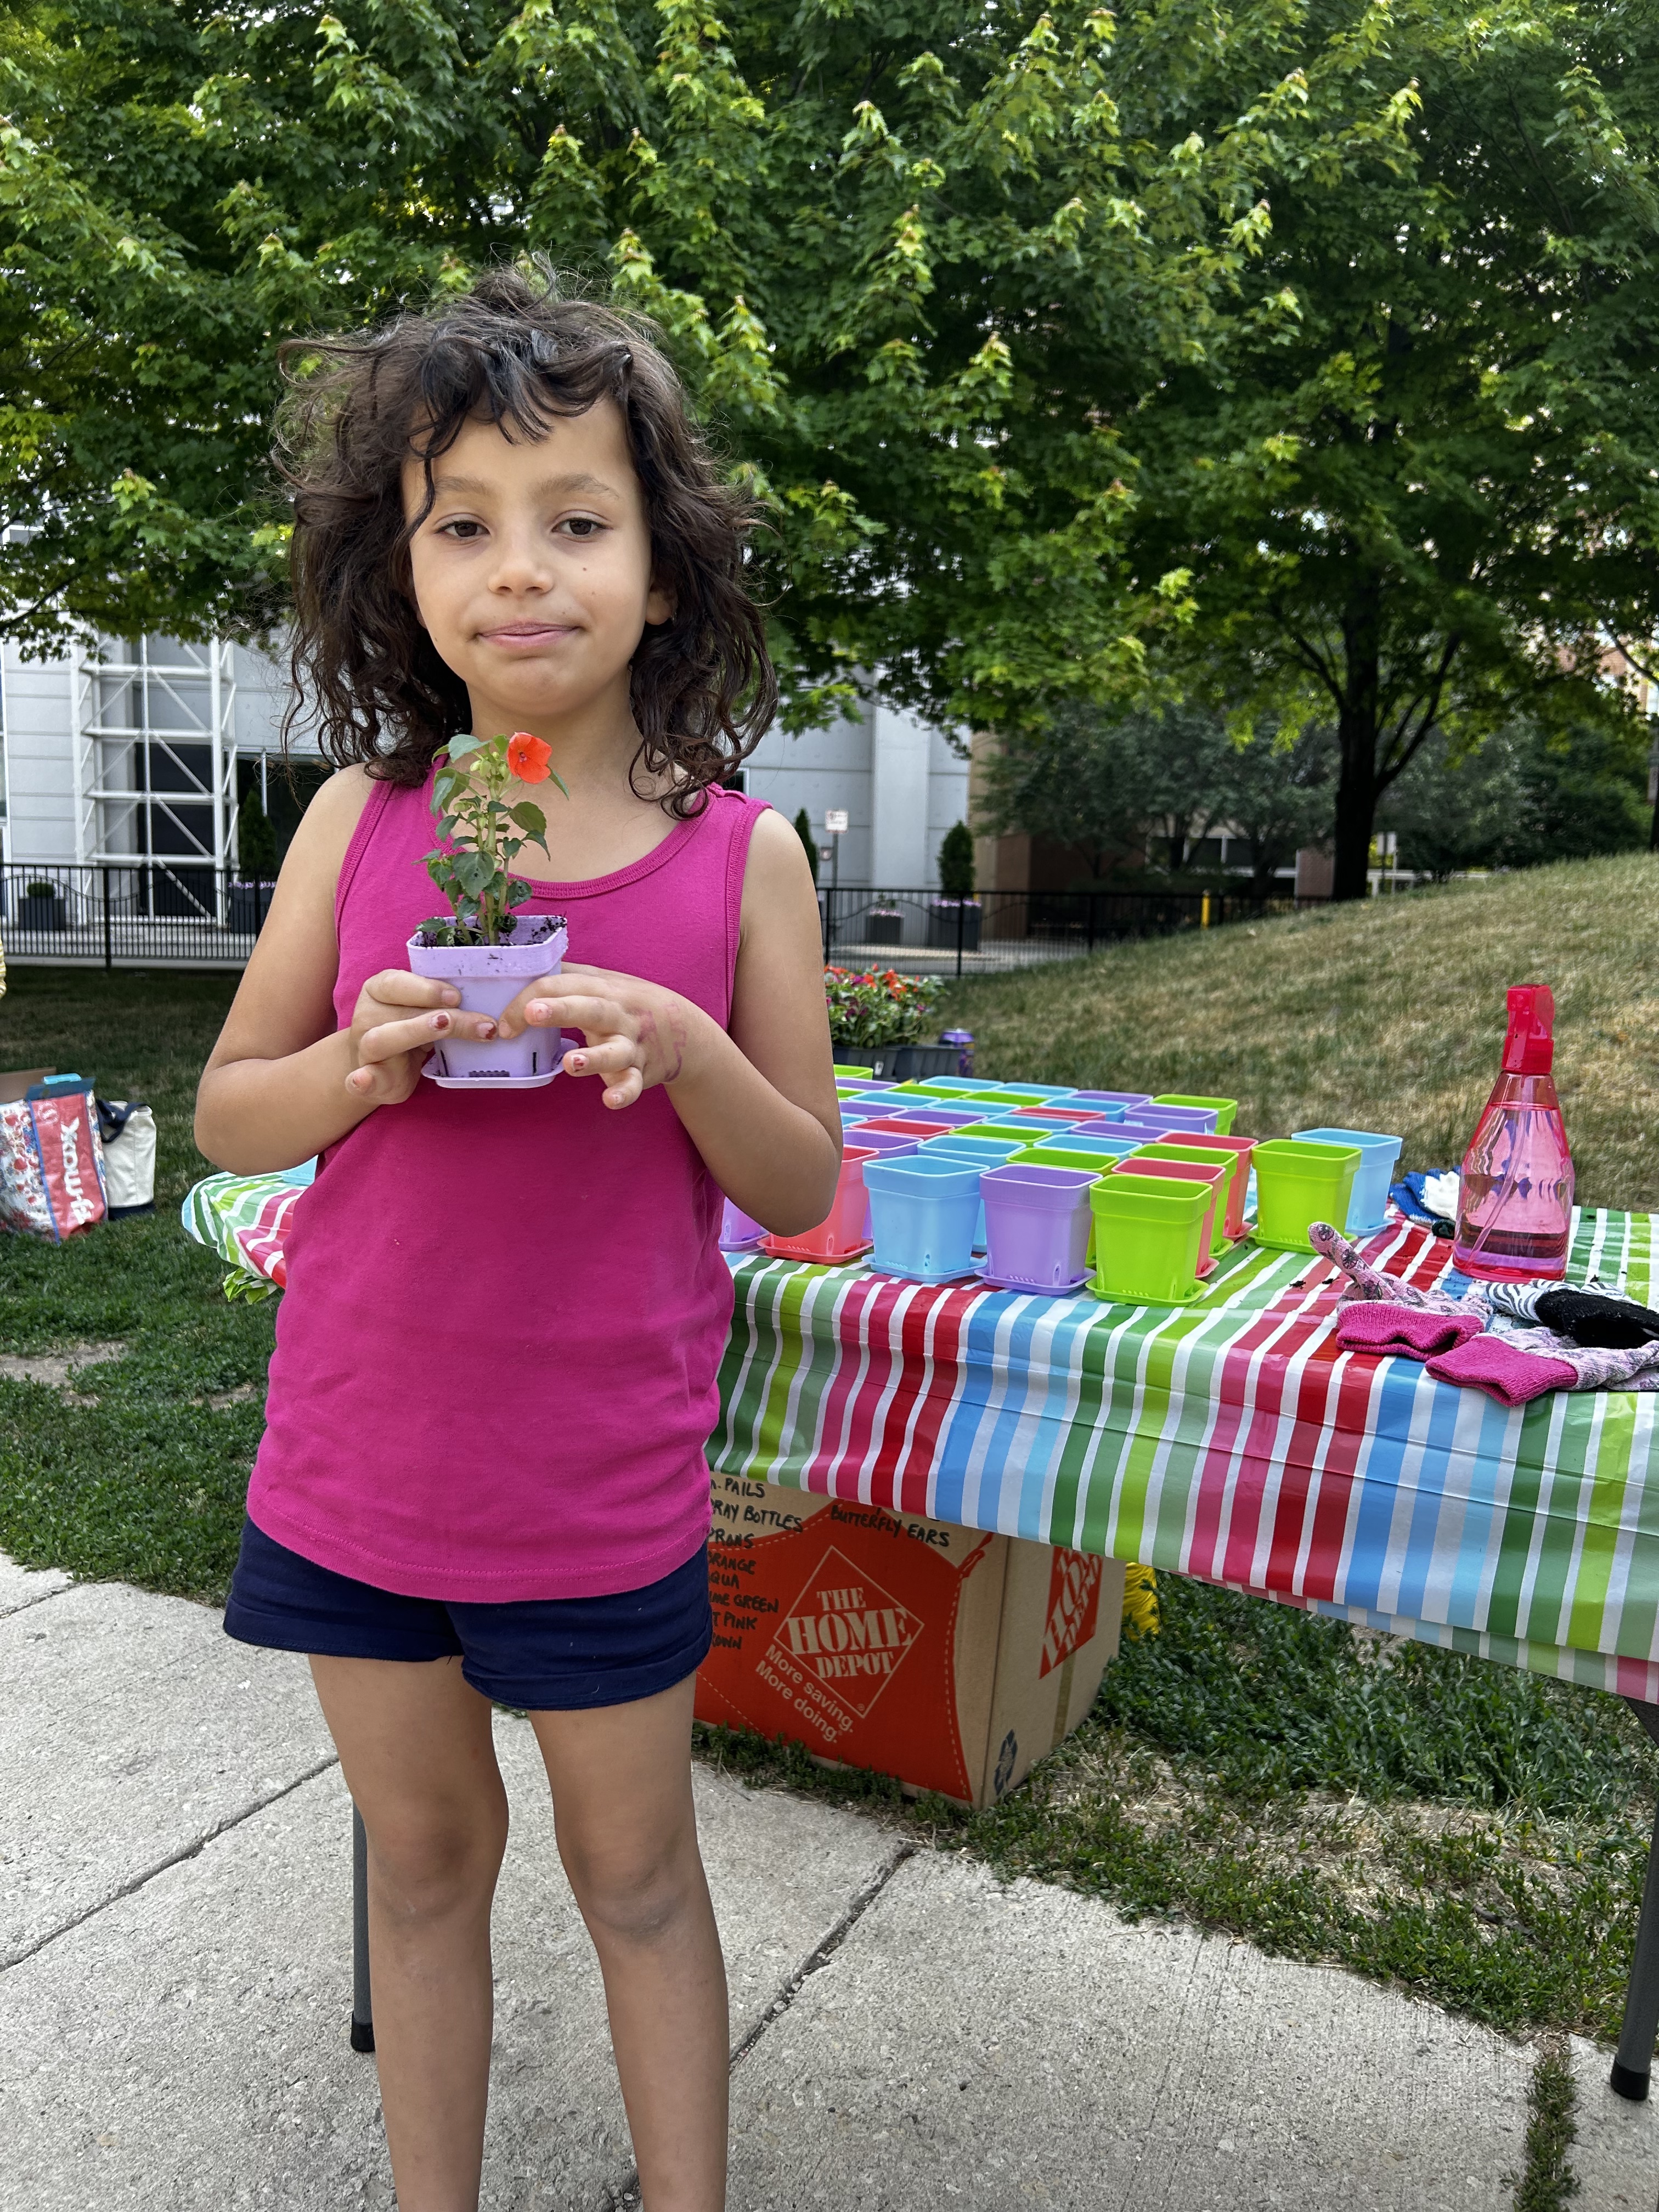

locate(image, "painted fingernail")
[[572, 1052, 587, 1071], [477, 1020, 496, 1039], [432, 1013, 450, 1031], [527, 1001, 550, 1021]]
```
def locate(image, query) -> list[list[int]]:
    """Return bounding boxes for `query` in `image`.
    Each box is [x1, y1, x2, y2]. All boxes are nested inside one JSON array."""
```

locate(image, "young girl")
[[195, 267, 840, 2212]]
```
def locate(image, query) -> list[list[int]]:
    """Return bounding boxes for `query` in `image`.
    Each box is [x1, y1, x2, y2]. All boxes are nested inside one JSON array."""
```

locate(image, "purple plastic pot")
[[719, 1197, 767, 1250], [979, 1164, 1097, 1291], [407, 917, 568, 1084], [1135, 1102, 1218, 1133]]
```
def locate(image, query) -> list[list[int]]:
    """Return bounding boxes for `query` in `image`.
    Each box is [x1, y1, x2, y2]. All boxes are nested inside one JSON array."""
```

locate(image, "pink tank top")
[[246, 775, 766, 1602]]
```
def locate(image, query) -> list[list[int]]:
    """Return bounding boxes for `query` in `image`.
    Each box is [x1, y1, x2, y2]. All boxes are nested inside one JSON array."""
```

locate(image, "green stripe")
[[1565, 1391, 1637, 1654]]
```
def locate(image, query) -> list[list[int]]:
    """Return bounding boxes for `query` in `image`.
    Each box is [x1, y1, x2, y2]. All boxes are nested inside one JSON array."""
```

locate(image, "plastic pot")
[[919, 1133, 1030, 1248], [1141, 1133, 1255, 1243], [982, 1084, 1077, 1103], [1007, 1105, 1115, 1130], [1291, 1127, 1403, 1236], [853, 1115, 957, 1142], [979, 1165, 1097, 1291], [863, 1153, 983, 1283], [913, 1079, 1005, 1101], [1089, 1173, 1212, 1307], [887, 1104, 989, 1127], [718, 1197, 768, 1251], [1250, 1138, 1362, 1253], [1006, 1142, 1130, 1261], [1154, 1093, 1238, 1136], [760, 1146, 877, 1263], [407, 918, 568, 1084], [1130, 1143, 1249, 1257], [962, 1121, 1061, 1147], [1135, 1102, 1219, 1135], [1067, 1091, 1148, 1115], [1115, 1157, 1227, 1275]]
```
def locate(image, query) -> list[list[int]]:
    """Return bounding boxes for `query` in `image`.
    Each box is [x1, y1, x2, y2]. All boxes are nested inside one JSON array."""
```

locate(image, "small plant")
[[823, 966, 944, 1050], [25, 880, 56, 900], [419, 730, 569, 947], [793, 806, 820, 885], [938, 821, 976, 900]]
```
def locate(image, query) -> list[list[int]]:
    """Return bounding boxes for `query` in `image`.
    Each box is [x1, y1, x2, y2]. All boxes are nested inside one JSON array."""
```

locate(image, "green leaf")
[[510, 802, 547, 834]]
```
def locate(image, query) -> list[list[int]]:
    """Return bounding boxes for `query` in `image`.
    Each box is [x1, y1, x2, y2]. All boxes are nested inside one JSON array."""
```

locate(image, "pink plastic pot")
[[760, 1147, 876, 1263], [979, 1165, 1097, 1291], [407, 918, 568, 1085]]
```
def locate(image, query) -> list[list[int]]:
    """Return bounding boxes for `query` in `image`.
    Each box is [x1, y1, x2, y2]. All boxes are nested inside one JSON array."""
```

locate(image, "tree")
[[1216, 725, 1335, 899], [1122, 1, 1659, 897], [1381, 720, 1649, 878], [937, 820, 974, 899], [793, 806, 819, 885]]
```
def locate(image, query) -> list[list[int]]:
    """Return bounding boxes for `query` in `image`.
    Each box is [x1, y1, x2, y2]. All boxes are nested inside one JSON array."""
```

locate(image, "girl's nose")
[[487, 531, 555, 595]]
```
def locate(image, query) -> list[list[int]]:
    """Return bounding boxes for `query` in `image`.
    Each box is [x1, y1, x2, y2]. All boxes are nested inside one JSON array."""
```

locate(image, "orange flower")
[[507, 730, 553, 783]]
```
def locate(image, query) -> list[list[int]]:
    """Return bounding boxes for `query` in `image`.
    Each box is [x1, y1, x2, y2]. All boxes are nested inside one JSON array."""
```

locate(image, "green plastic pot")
[[1088, 1173, 1213, 1306], [966, 1121, 1052, 1146], [1250, 1138, 1361, 1252], [1132, 1142, 1248, 1257], [1154, 1093, 1238, 1136]]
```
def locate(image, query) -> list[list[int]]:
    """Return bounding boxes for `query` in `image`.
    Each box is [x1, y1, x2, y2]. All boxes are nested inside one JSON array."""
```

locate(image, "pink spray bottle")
[[1452, 985, 1575, 1283]]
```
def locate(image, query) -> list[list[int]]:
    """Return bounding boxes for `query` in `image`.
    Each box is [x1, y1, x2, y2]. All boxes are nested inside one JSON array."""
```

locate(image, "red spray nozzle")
[[1501, 985, 1555, 1075]]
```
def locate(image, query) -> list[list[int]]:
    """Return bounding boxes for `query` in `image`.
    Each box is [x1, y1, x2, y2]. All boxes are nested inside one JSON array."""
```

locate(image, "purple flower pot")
[[719, 1197, 768, 1250], [979, 1164, 1097, 1291], [407, 917, 568, 1085]]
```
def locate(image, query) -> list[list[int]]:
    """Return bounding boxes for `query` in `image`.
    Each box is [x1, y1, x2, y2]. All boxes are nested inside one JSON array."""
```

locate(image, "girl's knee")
[[560, 1828, 705, 1946], [364, 1797, 509, 1926]]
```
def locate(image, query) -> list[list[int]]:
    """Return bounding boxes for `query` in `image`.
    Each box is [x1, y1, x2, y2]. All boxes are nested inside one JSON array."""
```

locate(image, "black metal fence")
[[0, 864, 276, 969], [0, 864, 1328, 975], [820, 885, 1327, 977]]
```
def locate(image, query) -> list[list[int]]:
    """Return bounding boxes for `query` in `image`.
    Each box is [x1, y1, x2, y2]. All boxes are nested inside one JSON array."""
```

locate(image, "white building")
[[0, 636, 969, 909]]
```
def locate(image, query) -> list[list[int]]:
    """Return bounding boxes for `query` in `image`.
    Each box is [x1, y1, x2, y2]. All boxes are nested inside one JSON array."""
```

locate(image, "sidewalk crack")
[[1, 1753, 340, 1972], [729, 1837, 916, 2070]]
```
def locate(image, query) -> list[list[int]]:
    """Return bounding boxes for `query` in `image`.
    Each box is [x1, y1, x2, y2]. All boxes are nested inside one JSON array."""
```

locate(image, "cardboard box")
[[696, 1472, 1125, 1808], [0, 1069, 57, 1105]]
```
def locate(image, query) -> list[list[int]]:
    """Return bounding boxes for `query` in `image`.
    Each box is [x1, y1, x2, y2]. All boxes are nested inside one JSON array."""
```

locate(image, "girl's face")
[[402, 402, 671, 743]]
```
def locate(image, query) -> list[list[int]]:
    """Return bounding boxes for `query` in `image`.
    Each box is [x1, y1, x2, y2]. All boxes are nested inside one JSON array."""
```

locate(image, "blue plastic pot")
[[918, 1132, 1029, 1248], [1068, 1090, 1149, 1114], [1291, 1127, 1403, 1235], [862, 1153, 984, 1283]]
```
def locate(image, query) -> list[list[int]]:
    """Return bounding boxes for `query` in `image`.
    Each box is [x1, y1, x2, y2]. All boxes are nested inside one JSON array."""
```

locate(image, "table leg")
[[1612, 1699, 1659, 2100], [351, 1802, 375, 2055]]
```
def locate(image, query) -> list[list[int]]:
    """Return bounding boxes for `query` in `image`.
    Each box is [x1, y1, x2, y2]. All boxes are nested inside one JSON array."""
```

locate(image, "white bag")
[[97, 1100, 157, 1216]]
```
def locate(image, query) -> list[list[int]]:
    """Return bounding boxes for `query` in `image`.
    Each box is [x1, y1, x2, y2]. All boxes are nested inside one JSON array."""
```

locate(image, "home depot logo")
[[771, 1546, 918, 1718], [1040, 1549, 1103, 1678]]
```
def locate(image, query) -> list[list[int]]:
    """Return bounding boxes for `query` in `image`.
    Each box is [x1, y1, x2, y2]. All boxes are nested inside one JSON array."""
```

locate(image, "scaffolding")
[[72, 637, 238, 918]]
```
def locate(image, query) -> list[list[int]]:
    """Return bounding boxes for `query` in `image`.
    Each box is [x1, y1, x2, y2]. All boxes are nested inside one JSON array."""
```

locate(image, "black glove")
[[1532, 1289, 1659, 1350]]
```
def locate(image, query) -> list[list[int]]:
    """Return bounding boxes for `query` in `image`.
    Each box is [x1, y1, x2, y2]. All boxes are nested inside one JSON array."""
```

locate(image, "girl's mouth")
[[481, 623, 575, 650]]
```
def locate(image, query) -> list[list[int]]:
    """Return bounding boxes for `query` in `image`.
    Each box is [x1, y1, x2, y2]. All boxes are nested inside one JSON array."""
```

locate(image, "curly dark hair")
[[274, 263, 775, 813]]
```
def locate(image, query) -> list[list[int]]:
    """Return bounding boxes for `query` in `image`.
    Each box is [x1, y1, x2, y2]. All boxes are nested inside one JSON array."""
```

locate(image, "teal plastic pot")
[[1291, 1127, 1402, 1236], [921, 1132, 1029, 1249], [1251, 1138, 1361, 1252], [863, 1153, 984, 1283]]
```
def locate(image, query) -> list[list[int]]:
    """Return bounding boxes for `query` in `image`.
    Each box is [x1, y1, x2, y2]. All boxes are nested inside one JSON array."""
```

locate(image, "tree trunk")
[[1330, 582, 1383, 901]]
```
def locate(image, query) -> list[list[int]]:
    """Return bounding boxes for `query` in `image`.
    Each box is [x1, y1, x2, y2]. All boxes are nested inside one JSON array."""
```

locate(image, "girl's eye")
[[438, 517, 486, 540], [563, 517, 602, 538]]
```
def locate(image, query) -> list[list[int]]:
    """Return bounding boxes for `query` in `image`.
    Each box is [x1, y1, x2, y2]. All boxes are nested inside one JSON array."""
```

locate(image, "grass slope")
[[939, 851, 1659, 1211], [4, 864, 1659, 2049]]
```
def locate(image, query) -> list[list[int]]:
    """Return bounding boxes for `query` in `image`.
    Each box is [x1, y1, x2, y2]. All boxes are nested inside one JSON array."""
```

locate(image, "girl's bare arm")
[[194, 770, 497, 1173]]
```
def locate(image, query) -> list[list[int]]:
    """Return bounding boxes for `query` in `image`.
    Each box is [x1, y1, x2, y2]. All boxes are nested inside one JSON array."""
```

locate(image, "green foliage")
[[422, 731, 565, 944], [823, 964, 943, 1049], [1124, 2, 1659, 897], [936, 820, 974, 899], [1382, 723, 1650, 881], [793, 806, 819, 886], [235, 785, 280, 878], [1510, 2045, 1581, 2212]]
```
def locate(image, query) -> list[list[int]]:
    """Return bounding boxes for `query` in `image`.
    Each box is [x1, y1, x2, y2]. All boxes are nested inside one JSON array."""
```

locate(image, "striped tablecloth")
[[183, 1172, 1659, 1697], [712, 1211, 1659, 1701]]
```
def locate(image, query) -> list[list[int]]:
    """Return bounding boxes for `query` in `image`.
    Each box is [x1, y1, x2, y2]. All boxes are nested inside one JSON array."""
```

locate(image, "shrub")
[[938, 820, 976, 899], [824, 966, 944, 1049]]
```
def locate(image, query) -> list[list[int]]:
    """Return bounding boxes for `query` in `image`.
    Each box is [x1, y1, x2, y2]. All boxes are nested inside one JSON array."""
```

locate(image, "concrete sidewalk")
[[3, 1554, 1656, 2211]]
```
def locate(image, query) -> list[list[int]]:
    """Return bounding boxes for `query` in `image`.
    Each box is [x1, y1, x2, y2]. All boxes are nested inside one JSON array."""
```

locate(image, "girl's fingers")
[[563, 1035, 639, 1077], [522, 992, 633, 1037], [601, 1068, 645, 1110], [365, 970, 460, 1010], [359, 1009, 493, 1063]]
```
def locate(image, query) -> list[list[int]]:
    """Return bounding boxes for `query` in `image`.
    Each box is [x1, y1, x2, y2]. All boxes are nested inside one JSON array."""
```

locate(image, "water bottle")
[[1452, 985, 1574, 1282]]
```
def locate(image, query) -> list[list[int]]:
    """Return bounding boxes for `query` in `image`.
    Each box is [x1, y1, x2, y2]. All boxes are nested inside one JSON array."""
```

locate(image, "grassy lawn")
[[4, 865, 1659, 2052]]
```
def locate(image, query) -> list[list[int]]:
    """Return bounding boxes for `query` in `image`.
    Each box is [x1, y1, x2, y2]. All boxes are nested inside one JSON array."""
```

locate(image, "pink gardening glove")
[[1425, 1335, 1576, 1406], [1336, 1302, 1485, 1359]]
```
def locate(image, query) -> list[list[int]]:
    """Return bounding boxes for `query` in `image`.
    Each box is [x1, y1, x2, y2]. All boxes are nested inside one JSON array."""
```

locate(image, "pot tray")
[[974, 1263, 1091, 1295], [422, 1065, 559, 1092]]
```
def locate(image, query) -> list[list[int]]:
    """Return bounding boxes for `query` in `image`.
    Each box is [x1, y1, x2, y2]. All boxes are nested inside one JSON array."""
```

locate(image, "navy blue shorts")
[[224, 1517, 712, 1710]]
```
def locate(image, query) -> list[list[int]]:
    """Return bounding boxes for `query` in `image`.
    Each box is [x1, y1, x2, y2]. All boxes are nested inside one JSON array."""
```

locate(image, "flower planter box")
[[20, 893, 66, 932], [864, 909, 905, 945], [828, 1043, 961, 1082], [927, 900, 982, 951]]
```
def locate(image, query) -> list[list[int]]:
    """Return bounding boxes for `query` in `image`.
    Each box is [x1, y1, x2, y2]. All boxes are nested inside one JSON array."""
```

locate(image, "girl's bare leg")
[[310, 1654, 510, 2212], [530, 1675, 727, 2212]]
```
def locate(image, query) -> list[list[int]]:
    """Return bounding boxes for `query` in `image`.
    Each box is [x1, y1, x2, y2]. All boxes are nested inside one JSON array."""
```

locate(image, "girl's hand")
[[495, 962, 701, 1110], [344, 970, 499, 1103]]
